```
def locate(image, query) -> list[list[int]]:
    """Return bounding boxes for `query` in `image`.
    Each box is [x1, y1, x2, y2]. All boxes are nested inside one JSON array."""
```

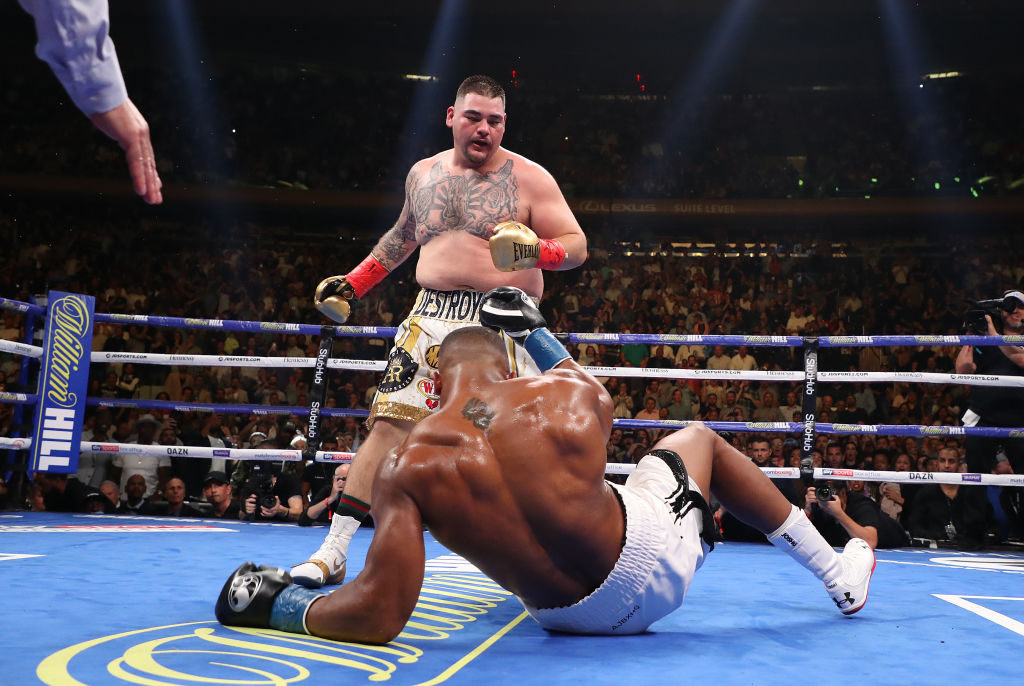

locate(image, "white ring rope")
[[606, 462, 1024, 485], [83, 351, 1024, 388], [0, 339, 43, 358], [581, 366, 1024, 388], [0, 435, 1017, 485], [93, 351, 385, 371], [0, 437, 353, 464]]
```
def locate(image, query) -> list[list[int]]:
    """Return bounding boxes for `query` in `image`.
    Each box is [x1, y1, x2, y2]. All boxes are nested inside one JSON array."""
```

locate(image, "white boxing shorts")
[[521, 452, 717, 634], [368, 288, 540, 428]]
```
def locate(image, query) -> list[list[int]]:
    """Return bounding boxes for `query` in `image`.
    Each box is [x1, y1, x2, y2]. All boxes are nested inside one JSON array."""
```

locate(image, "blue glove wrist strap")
[[524, 328, 571, 372], [269, 584, 322, 634]]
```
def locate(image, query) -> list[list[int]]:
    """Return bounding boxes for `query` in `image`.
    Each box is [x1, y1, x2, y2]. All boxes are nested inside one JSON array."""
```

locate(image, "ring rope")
[[0, 339, 43, 358], [93, 351, 385, 371], [81, 351, 1024, 388], [0, 437, 353, 463], [0, 391, 37, 405], [2, 295, 1020, 347], [74, 395, 1024, 439], [86, 397, 370, 418], [571, 332, 1024, 347], [0, 435, 1017, 486], [0, 297, 45, 316], [582, 366, 1024, 387], [606, 462, 1024, 486], [615, 418, 1024, 438], [94, 312, 395, 338], [4, 303, 1010, 347]]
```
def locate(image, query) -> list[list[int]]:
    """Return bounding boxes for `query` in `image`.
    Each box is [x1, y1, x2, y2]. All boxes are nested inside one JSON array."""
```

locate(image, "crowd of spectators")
[[3, 66, 1022, 200]]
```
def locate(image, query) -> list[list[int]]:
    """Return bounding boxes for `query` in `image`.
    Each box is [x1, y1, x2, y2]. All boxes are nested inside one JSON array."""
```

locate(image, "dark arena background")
[[2, 2, 1024, 685]]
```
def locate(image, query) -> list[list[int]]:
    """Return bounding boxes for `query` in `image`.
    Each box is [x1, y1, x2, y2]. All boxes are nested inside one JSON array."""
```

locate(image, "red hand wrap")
[[345, 255, 390, 298], [535, 239, 567, 270]]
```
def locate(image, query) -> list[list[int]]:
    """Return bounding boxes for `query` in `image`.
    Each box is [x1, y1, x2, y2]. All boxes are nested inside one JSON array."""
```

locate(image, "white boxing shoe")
[[291, 531, 348, 588], [824, 538, 875, 615]]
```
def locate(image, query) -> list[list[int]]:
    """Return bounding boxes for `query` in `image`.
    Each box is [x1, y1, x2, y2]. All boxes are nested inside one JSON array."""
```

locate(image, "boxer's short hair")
[[456, 75, 505, 107], [438, 326, 506, 367]]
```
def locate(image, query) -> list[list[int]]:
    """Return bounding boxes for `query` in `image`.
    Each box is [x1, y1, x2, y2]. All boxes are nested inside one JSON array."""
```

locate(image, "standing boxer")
[[218, 289, 874, 643], [292, 75, 587, 587]]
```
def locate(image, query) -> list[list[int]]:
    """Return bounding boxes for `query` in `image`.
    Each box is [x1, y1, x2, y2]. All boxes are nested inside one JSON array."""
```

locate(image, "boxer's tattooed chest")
[[411, 160, 519, 240], [461, 397, 495, 431]]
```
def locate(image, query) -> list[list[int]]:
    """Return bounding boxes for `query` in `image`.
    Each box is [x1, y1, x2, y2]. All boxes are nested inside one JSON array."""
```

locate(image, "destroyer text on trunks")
[[411, 290, 484, 322]]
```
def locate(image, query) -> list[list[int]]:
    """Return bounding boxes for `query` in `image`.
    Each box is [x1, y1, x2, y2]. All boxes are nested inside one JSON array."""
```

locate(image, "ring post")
[[29, 292, 94, 474], [799, 337, 819, 485], [303, 326, 335, 463]]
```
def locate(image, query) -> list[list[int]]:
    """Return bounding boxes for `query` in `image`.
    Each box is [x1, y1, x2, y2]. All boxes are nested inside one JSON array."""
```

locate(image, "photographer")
[[239, 461, 303, 523], [298, 464, 349, 527], [804, 481, 909, 549], [955, 290, 1024, 476]]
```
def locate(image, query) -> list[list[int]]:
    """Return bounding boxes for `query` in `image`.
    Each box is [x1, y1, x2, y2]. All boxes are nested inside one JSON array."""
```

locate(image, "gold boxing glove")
[[314, 276, 357, 324], [489, 221, 566, 272], [313, 255, 391, 324]]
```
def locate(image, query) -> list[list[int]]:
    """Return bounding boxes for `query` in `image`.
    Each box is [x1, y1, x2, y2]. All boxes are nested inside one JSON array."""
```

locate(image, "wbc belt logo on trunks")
[[411, 289, 484, 322]]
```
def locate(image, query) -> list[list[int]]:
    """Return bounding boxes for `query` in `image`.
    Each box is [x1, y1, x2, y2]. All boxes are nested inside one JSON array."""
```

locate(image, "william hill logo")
[[38, 556, 529, 685], [45, 295, 90, 410]]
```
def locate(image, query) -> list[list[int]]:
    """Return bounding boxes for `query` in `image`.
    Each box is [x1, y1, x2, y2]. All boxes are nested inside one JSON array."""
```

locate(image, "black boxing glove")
[[480, 286, 570, 371], [215, 562, 324, 634], [479, 286, 546, 341]]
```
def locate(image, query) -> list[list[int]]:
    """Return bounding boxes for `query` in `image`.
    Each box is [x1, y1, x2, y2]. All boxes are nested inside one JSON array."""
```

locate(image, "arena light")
[[878, 0, 953, 211], [384, 0, 466, 227], [922, 71, 962, 80], [157, 1, 225, 181], [659, 0, 762, 159]]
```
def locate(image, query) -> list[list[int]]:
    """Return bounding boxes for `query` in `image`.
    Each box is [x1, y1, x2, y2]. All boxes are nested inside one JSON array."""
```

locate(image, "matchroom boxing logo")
[[37, 556, 528, 686]]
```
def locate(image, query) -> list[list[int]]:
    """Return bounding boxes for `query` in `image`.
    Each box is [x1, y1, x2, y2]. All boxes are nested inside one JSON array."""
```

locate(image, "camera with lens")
[[815, 483, 834, 503], [962, 291, 1024, 335], [241, 461, 280, 515]]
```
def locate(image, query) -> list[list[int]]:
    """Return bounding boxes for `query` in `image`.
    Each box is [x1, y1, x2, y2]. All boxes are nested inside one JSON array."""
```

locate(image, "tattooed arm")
[[313, 167, 423, 320], [369, 168, 422, 269]]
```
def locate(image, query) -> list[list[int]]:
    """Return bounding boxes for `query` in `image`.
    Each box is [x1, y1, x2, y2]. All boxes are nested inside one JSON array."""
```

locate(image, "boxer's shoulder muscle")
[[502, 374, 609, 431]]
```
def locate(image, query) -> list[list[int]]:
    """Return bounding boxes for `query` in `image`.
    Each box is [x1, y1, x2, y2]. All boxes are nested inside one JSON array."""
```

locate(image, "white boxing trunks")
[[521, 451, 716, 634], [368, 288, 540, 428]]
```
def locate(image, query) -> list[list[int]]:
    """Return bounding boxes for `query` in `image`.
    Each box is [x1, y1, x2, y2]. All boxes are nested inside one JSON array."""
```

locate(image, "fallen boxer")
[[217, 287, 874, 643]]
